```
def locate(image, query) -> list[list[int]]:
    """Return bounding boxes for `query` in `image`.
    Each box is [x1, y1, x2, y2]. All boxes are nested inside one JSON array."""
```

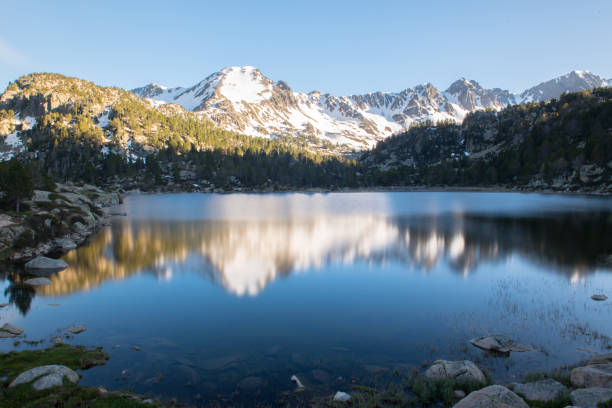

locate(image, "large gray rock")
[[424, 360, 486, 386], [571, 363, 612, 388], [24, 256, 67, 272], [509, 379, 567, 402], [570, 387, 612, 408], [453, 385, 528, 408], [0, 323, 24, 338], [470, 335, 531, 354], [9, 365, 79, 390], [24, 277, 51, 286]]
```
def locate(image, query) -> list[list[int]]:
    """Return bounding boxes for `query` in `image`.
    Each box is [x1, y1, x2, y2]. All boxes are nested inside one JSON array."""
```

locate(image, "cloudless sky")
[[1, 0, 611, 95]]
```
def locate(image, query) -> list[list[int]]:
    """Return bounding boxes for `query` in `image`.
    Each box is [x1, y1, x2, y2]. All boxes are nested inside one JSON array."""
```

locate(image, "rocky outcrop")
[[453, 385, 528, 408], [0, 183, 120, 263], [571, 363, 612, 388], [570, 387, 612, 408], [424, 360, 487, 385], [508, 379, 568, 402], [9, 365, 80, 390]]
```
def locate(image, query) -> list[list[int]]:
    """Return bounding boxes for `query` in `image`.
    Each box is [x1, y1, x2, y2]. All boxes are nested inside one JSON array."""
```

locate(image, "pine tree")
[[0, 158, 34, 212]]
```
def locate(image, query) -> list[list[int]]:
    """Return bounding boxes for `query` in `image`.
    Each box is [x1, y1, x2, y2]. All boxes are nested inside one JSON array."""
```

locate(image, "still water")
[[2, 192, 612, 405]]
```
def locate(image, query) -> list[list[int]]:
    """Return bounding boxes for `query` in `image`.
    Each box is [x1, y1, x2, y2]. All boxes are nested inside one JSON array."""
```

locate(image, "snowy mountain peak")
[[131, 68, 611, 149]]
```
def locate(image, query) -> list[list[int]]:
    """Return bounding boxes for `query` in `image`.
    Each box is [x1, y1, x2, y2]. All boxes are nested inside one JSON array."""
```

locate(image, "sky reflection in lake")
[[1, 192, 612, 405]]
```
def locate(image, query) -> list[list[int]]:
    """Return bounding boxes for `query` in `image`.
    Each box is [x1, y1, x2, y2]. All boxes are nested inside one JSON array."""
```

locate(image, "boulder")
[[470, 335, 531, 354], [0, 323, 24, 338], [334, 391, 351, 401], [570, 387, 612, 408], [509, 379, 567, 402], [9, 365, 79, 390], [571, 363, 612, 388], [424, 360, 486, 386], [453, 385, 528, 408], [24, 256, 67, 272], [24, 277, 51, 286]]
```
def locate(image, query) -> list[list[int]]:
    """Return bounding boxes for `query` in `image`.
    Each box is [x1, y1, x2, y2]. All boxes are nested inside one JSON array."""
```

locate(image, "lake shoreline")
[[122, 184, 612, 197]]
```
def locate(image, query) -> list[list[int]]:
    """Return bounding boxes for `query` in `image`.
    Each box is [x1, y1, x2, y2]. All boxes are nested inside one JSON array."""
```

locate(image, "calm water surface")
[[2, 192, 612, 405]]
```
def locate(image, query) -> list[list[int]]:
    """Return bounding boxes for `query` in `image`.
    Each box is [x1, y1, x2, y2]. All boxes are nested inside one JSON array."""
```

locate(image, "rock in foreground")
[[24, 256, 68, 272], [571, 363, 612, 388], [9, 365, 79, 390], [470, 335, 531, 354], [0, 323, 24, 338], [424, 360, 487, 385], [570, 387, 612, 408], [453, 385, 528, 408], [509, 379, 567, 402]]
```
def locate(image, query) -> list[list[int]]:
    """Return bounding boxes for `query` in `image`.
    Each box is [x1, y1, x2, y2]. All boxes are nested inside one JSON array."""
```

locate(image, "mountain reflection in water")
[[15, 210, 611, 303]]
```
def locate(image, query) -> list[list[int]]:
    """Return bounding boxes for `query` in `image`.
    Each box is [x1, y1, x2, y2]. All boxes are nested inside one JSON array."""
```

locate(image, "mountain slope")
[[132, 68, 610, 149], [361, 87, 612, 192]]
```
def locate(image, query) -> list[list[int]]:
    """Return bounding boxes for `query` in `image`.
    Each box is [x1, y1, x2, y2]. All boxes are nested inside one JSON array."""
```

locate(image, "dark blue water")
[[2, 192, 612, 405]]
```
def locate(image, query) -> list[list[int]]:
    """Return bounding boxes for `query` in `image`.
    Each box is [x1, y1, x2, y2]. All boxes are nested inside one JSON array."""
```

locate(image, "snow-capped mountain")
[[132, 67, 610, 149], [517, 70, 609, 103]]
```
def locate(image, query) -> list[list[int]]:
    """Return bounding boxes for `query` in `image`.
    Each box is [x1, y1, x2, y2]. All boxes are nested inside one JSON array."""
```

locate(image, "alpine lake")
[[2, 192, 612, 405]]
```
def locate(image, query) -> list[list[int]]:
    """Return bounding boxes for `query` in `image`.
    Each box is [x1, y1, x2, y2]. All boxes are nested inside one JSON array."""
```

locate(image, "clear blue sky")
[[1, 0, 611, 95]]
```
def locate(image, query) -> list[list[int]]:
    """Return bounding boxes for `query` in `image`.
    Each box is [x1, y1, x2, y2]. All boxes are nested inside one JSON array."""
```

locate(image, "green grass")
[[0, 345, 163, 407], [0, 344, 109, 381], [521, 368, 573, 388], [598, 397, 612, 408], [0, 379, 152, 408]]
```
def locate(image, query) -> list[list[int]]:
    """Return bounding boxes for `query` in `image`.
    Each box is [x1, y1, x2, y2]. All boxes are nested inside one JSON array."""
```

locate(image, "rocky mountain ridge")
[[132, 67, 610, 149]]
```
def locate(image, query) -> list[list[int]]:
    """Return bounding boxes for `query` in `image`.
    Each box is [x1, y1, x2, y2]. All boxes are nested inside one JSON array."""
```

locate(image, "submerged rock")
[[312, 368, 331, 383], [570, 387, 612, 408], [508, 379, 567, 402], [9, 365, 79, 390], [24, 256, 68, 272], [571, 363, 612, 388], [24, 277, 51, 286], [68, 325, 86, 334], [238, 376, 267, 390], [453, 385, 528, 408], [334, 391, 351, 401], [424, 360, 486, 386], [470, 335, 531, 354], [0, 323, 24, 338]]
